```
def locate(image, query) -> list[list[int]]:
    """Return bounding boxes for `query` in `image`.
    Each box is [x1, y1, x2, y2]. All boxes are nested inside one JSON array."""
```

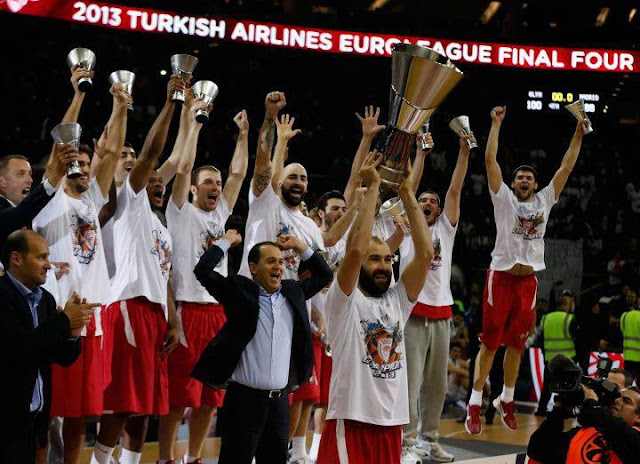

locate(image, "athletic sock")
[[469, 389, 483, 406], [119, 448, 142, 464], [309, 432, 322, 460], [501, 386, 515, 403], [91, 442, 115, 464], [185, 456, 199, 463], [291, 435, 307, 459]]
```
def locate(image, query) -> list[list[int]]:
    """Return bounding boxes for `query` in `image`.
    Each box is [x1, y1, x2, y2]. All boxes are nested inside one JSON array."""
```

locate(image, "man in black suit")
[[0, 144, 79, 252], [192, 230, 332, 464], [1, 229, 99, 463]]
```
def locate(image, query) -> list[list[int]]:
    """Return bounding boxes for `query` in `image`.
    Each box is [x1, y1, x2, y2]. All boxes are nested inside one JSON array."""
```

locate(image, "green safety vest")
[[620, 310, 640, 362], [541, 311, 575, 362]]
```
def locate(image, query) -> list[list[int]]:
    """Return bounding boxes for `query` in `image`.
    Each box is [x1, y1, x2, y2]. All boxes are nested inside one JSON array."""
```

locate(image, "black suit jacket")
[[191, 245, 332, 390], [0, 183, 55, 252], [0, 274, 80, 454]]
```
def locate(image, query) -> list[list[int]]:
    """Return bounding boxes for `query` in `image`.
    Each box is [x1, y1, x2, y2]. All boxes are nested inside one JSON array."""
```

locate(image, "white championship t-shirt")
[[324, 279, 415, 426], [166, 195, 232, 304], [33, 178, 113, 334], [109, 178, 172, 314], [239, 184, 324, 280], [399, 214, 457, 307], [489, 182, 557, 272]]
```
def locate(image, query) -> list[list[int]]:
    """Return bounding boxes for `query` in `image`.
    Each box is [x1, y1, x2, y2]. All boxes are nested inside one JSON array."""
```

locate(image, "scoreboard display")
[[525, 90, 603, 113]]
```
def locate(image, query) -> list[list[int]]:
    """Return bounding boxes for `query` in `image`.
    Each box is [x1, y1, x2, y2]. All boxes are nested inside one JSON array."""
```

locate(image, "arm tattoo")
[[259, 119, 276, 155], [253, 167, 273, 195]]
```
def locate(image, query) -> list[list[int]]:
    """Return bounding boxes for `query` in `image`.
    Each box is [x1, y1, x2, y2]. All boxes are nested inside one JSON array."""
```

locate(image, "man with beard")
[[317, 152, 433, 463], [465, 106, 586, 435], [157, 101, 249, 464], [32, 82, 129, 464], [385, 132, 474, 462], [90, 77, 194, 464], [239, 93, 324, 281]]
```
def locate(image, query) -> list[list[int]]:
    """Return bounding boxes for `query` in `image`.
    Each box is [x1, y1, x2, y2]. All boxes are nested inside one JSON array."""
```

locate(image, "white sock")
[[469, 389, 483, 406], [291, 435, 307, 458], [501, 386, 515, 403], [119, 448, 142, 464], [185, 456, 199, 463], [309, 432, 322, 460], [91, 442, 115, 464]]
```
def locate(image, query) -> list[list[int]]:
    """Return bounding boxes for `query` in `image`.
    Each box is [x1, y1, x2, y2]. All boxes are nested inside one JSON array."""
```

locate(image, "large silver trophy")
[[170, 54, 199, 102], [376, 44, 463, 202], [565, 99, 594, 134], [449, 115, 479, 149], [66, 48, 96, 92], [50, 123, 82, 178], [192, 80, 219, 123], [108, 70, 135, 111]]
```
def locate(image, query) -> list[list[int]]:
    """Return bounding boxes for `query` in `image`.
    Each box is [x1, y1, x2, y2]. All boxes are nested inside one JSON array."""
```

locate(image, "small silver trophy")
[[449, 115, 478, 149], [170, 54, 199, 102], [380, 197, 411, 236], [191, 80, 219, 123], [66, 48, 96, 92], [565, 99, 594, 134], [108, 70, 135, 112], [419, 120, 434, 151], [317, 249, 340, 270], [50, 123, 82, 179]]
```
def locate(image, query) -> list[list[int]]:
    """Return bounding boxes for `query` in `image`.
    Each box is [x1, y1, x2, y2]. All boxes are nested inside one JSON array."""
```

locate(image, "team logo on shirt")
[[430, 238, 442, 270], [150, 230, 172, 278], [513, 211, 545, 240], [197, 224, 225, 258], [360, 317, 403, 379], [70, 214, 98, 264], [277, 222, 299, 272]]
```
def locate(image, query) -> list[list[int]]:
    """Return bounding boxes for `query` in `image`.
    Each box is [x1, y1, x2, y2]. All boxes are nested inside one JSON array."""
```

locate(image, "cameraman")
[[528, 385, 640, 463]]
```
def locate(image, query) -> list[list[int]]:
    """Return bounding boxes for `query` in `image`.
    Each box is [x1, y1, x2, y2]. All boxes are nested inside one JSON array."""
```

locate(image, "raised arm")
[[61, 65, 92, 124], [551, 122, 585, 200], [94, 84, 130, 197], [443, 133, 474, 226], [344, 106, 385, 207], [129, 76, 183, 193], [322, 189, 363, 247], [170, 95, 208, 209], [399, 164, 434, 302], [485, 106, 506, 194], [222, 110, 249, 209], [411, 132, 434, 194], [252, 91, 286, 197], [337, 152, 382, 296], [271, 114, 302, 195]]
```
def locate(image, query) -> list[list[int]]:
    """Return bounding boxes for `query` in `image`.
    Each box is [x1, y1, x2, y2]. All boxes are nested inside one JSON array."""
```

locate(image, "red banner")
[[3, 0, 639, 73]]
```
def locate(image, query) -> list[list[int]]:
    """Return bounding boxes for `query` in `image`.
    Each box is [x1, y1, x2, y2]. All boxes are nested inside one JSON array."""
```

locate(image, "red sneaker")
[[465, 404, 482, 435], [493, 397, 517, 431]]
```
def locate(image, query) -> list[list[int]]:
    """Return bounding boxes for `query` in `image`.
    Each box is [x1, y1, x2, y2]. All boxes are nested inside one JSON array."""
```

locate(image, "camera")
[[548, 354, 620, 407]]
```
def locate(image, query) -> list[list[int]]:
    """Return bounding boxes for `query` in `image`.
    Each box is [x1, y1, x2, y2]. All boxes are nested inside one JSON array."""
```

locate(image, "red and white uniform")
[[33, 179, 113, 417], [310, 291, 332, 405], [165, 195, 231, 408], [318, 279, 415, 462], [482, 182, 557, 351], [240, 184, 324, 280], [104, 177, 172, 415]]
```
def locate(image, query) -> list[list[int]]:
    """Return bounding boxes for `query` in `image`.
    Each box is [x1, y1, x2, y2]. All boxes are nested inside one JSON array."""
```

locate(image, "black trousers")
[[625, 360, 640, 386], [218, 383, 290, 464], [536, 362, 552, 413], [4, 411, 38, 463]]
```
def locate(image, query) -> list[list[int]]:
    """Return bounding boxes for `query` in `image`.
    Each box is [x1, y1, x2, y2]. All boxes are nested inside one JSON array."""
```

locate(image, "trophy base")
[[583, 121, 594, 134], [196, 110, 209, 124], [78, 78, 92, 93], [127, 103, 134, 112]]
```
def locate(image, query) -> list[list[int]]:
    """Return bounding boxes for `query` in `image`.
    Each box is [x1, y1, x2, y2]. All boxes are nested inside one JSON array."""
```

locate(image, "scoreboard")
[[525, 90, 603, 113]]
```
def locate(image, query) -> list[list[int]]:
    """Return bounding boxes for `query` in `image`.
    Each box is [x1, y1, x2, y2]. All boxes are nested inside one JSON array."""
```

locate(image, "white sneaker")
[[428, 441, 455, 463], [401, 447, 423, 464], [409, 439, 430, 458]]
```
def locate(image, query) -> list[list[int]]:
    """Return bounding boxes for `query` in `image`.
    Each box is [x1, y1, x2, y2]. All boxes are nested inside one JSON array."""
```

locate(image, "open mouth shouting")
[[125, 164, 134, 172], [21, 186, 31, 196], [207, 192, 219, 202], [289, 186, 303, 199]]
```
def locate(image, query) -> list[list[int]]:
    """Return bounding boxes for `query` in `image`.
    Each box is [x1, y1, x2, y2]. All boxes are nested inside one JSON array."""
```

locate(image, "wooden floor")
[[80, 413, 551, 463]]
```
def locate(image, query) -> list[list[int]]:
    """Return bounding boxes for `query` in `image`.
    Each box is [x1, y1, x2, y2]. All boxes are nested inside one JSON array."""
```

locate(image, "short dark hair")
[[418, 190, 441, 208], [191, 165, 220, 186], [0, 154, 29, 176], [1, 229, 41, 269], [248, 241, 279, 265], [315, 190, 345, 212], [511, 165, 538, 182], [78, 144, 92, 157], [610, 368, 634, 388], [123, 141, 133, 149]]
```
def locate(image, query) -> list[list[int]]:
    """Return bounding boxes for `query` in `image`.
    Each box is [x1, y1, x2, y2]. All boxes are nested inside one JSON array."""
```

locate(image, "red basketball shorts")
[[480, 270, 538, 351], [168, 302, 226, 408], [103, 297, 169, 415], [51, 306, 105, 418], [317, 419, 402, 463]]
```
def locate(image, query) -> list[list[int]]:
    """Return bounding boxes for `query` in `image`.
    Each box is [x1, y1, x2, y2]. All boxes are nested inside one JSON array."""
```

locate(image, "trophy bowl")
[[66, 48, 96, 92], [565, 99, 594, 134], [192, 80, 219, 124], [379, 196, 410, 236], [170, 54, 199, 102], [108, 70, 136, 111], [449, 115, 479, 149]]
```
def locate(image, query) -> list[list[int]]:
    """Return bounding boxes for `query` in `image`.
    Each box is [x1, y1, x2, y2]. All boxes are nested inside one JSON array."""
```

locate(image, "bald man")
[[239, 93, 325, 280]]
